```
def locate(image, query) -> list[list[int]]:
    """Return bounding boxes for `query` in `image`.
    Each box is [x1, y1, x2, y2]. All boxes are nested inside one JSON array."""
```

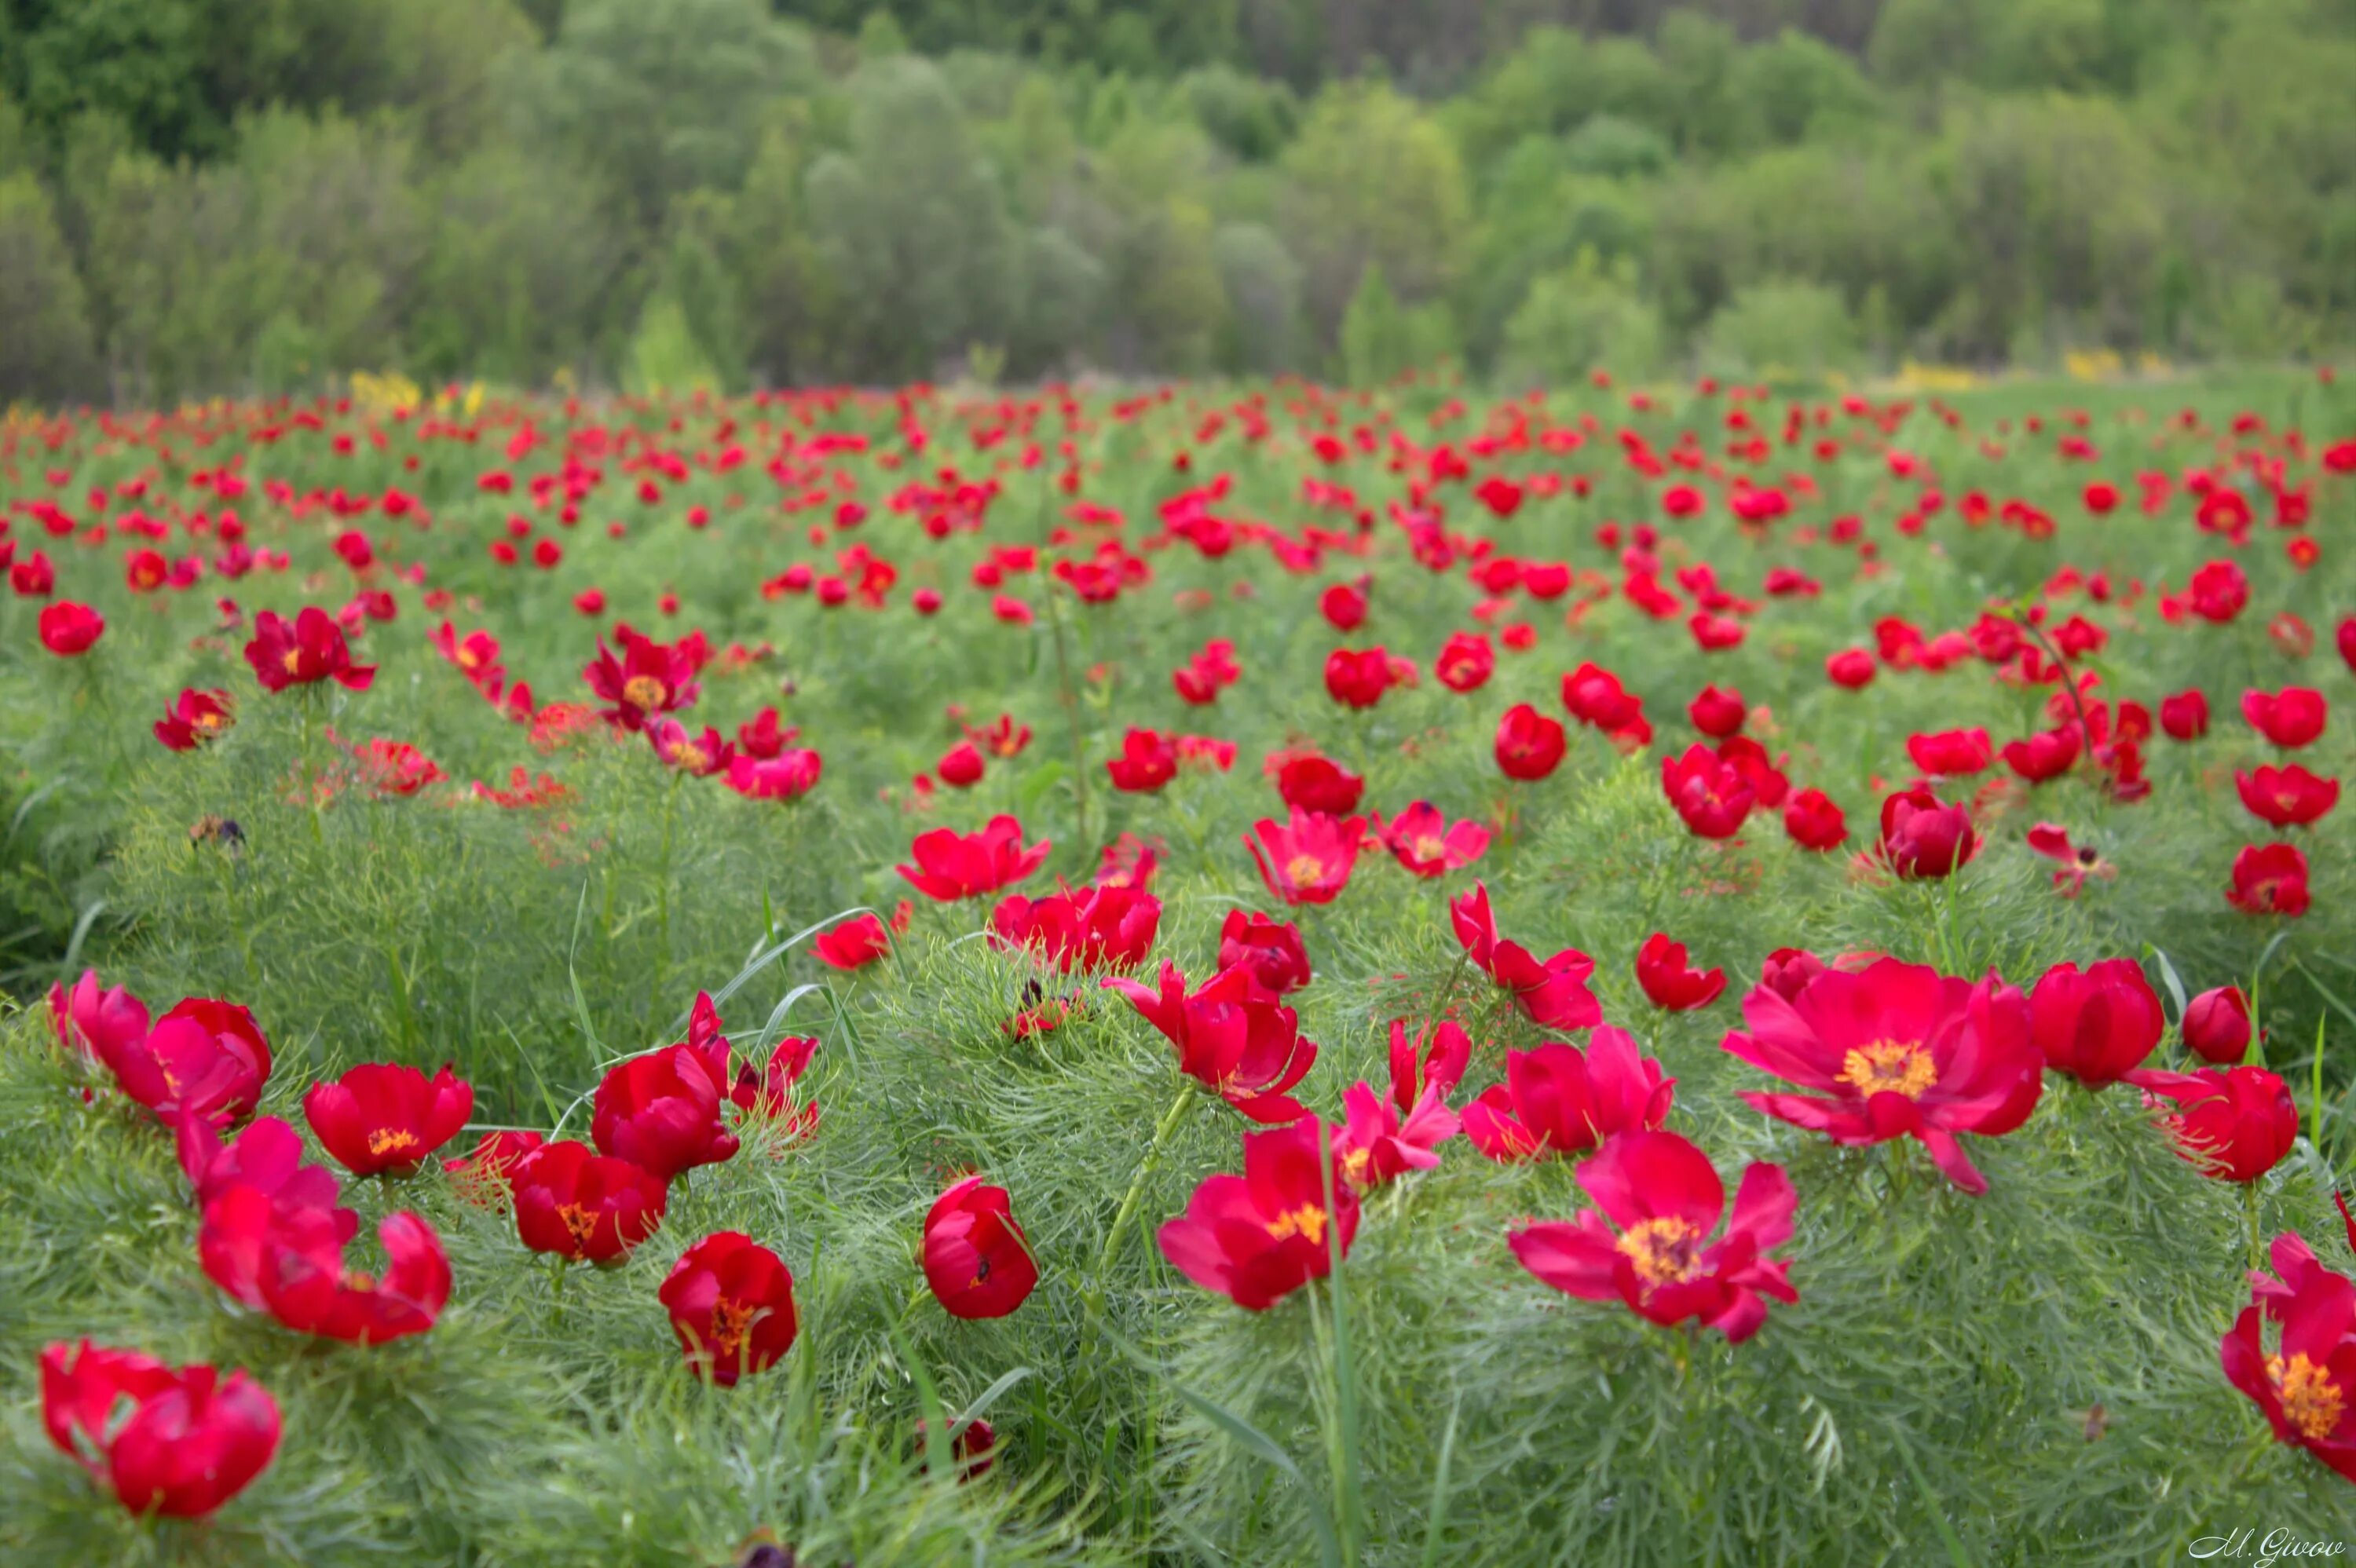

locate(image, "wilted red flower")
[[921, 1176, 1038, 1319], [991, 883, 1160, 972], [1907, 728, 1992, 777], [1449, 881, 1602, 1032], [2024, 822, 2114, 896], [1158, 1118, 1357, 1310], [898, 815, 1052, 901], [1465, 1028, 1674, 1162], [2131, 1065, 2297, 1182], [583, 626, 700, 731], [1495, 703, 1567, 780], [2027, 959, 2162, 1086], [1274, 753, 1365, 815], [1783, 788, 1846, 850], [303, 1062, 474, 1176], [442, 1129, 544, 1206], [1662, 744, 1754, 839], [512, 1139, 668, 1264], [1105, 727, 1179, 792], [1245, 806, 1364, 905], [38, 601, 104, 656], [1324, 646, 1393, 707], [1435, 631, 1494, 693], [813, 903, 910, 970], [245, 607, 375, 693], [1688, 684, 1745, 737], [1373, 801, 1490, 877], [1636, 933, 1726, 1011], [2237, 764, 2340, 828], [1103, 960, 1317, 1124], [2159, 689, 2210, 740], [2227, 842, 2310, 916], [1721, 957, 2043, 1194], [1219, 908, 1310, 998], [1877, 786, 1978, 879], [660, 1231, 798, 1387], [1509, 1130, 1796, 1343], [41, 1341, 280, 1518], [155, 688, 234, 751], [2222, 1234, 2356, 1483], [2183, 985, 2254, 1065], [2243, 687, 2328, 749], [591, 1045, 738, 1179], [2000, 727, 2081, 784], [352, 738, 446, 798]]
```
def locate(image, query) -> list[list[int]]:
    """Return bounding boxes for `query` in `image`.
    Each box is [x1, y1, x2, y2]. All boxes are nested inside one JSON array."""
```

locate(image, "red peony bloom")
[[1103, 960, 1317, 1124], [921, 1175, 1039, 1319], [1661, 743, 1754, 839], [1386, 1017, 1472, 1117], [1464, 1028, 1674, 1162], [1219, 908, 1310, 997], [936, 741, 986, 789], [2187, 560, 2249, 622], [1562, 661, 1647, 735], [2130, 1065, 2297, 1182], [2027, 959, 2162, 1087], [155, 687, 235, 751], [1877, 786, 1978, 879], [990, 883, 1160, 973], [898, 815, 1052, 901], [1158, 1118, 1358, 1310], [2159, 689, 2210, 741], [1720, 957, 2043, 1195], [725, 747, 823, 801], [1105, 727, 1179, 792], [727, 1034, 821, 1139], [1757, 948, 1827, 1002], [2243, 687, 2327, 749], [2237, 764, 2340, 828], [1636, 932, 1726, 1011], [41, 1341, 280, 1518], [1435, 630, 1494, 693], [1783, 788, 1847, 850], [1907, 728, 1992, 777], [1825, 649, 1876, 689], [583, 625, 700, 730], [660, 1231, 799, 1386], [2221, 1234, 2356, 1482], [97, 993, 273, 1128], [1495, 703, 1567, 780], [38, 601, 104, 656], [1324, 646, 1393, 707], [648, 718, 734, 777], [1333, 1076, 1459, 1191], [1509, 1130, 1797, 1343], [442, 1129, 545, 1206], [2228, 842, 2310, 916], [1320, 579, 1370, 631], [2000, 727, 2082, 784], [1373, 800, 1491, 877], [1688, 684, 1745, 737], [245, 607, 375, 693], [1245, 806, 1364, 905], [1449, 881, 1602, 1032], [1275, 752, 1365, 815], [734, 706, 796, 758], [2182, 985, 2254, 1065], [48, 968, 151, 1073], [812, 903, 909, 970], [592, 1045, 739, 1180], [202, 1189, 451, 1344], [177, 1113, 340, 1212], [304, 1062, 474, 1177], [513, 1140, 668, 1263]]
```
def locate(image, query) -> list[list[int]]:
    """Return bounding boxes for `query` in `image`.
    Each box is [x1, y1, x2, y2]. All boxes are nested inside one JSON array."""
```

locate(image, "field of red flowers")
[[4, 368, 2356, 1564]]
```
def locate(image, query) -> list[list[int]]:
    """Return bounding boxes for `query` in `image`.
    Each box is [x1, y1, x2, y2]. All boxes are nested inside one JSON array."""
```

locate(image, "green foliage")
[[0, 170, 99, 402], [1700, 278, 1862, 379], [1281, 81, 1471, 344], [1498, 250, 1663, 386]]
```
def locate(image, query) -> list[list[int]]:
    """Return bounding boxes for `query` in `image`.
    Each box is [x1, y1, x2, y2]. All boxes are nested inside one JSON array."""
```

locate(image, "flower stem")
[[1085, 1084, 1197, 1325]]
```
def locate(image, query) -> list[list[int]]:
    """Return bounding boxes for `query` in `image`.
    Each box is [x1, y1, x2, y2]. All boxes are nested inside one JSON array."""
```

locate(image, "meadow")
[[2, 364, 2355, 1565]]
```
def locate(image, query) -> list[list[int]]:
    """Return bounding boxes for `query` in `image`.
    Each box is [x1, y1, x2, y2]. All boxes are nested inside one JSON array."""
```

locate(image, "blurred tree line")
[[0, 0, 2350, 400]]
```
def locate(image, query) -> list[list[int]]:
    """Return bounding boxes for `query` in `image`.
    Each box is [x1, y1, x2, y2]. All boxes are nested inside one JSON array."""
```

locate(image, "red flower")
[[592, 1042, 739, 1179], [1877, 786, 1978, 879], [583, 625, 701, 730], [1661, 743, 1754, 839], [1245, 806, 1364, 905], [812, 904, 909, 970], [41, 1341, 280, 1518], [202, 1190, 452, 1344], [2027, 959, 2162, 1087], [937, 741, 986, 788], [353, 737, 446, 797], [1508, 1130, 1797, 1343], [1319, 579, 1370, 631], [1435, 631, 1494, 693], [1783, 788, 1846, 850], [1333, 1077, 1459, 1192], [1373, 801, 1490, 877], [645, 718, 730, 778], [660, 1232, 798, 1386], [38, 601, 104, 656], [2187, 560, 2249, 622], [1157, 1118, 1357, 1310], [1688, 684, 1744, 737], [2024, 822, 2114, 896], [1105, 727, 1179, 791], [49, 968, 150, 1073], [177, 1113, 339, 1212], [922, 1176, 1039, 1319], [1494, 703, 1566, 780], [1906, 728, 1992, 777], [155, 687, 234, 751], [2228, 842, 2310, 916], [1103, 960, 1317, 1124], [1562, 662, 1646, 734], [1464, 1028, 1674, 1162], [1387, 1017, 1472, 1117], [725, 748, 822, 801], [1274, 753, 1366, 814], [2221, 1234, 2356, 1482], [1449, 881, 1602, 1032], [898, 815, 1051, 901], [2159, 689, 2210, 740], [1825, 649, 1876, 689], [1720, 957, 2043, 1195], [304, 1062, 474, 1176], [244, 607, 375, 693], [735, 707, 796, 758], [991, 883, 1160, 972], [2130, 1065, 2297, 1182], [1636, 932, 1726, 1011], [727, 1034, 821, 1138], [442, 1129, 544, 1206], [2243, 687, 2328, 749], [2000, 727, 2081, 784], [2237, 764, 2339, 828], [1218, 908, 1310, 998], [1324, 646, 1393, 707], [2182, 985, 2254, 1065], [1757, 948, 1827, 1002], [512, 1140, 668, 1263], [101, 995, 273, 1128]]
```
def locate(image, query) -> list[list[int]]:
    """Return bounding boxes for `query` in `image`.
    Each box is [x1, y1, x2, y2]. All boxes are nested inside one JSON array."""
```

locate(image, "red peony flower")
[[2237, 764, 2339, 828], [591, 1045, 739, 1180], [812, 903, 909, 970], [1563, 661, 1647, 735], [1244, 806, 1364, 905], [1783, 788, 1847, 850], [512, 1140, 668, 1264], [1636, 932, 1726, 1011], [1435, 630, 1494, 693], [1372, 800, 1490, 877], [2221, 1233, 2356, 1482], [1907, 728, 1992, 777], [2026, 959, 2162, 1087], [1103, 960, 1317, 1124], [2159, 689, 2210, 741], [2000, 727, 2081, 784], [660, 1231, 798, 1386], [1274, 752, 1365, 815], [1218, 908, 1311, 997], [41, 1341, 280, 1517], [2227, 842, 2310, 916], [1877, 786, 1978, 879], [898, 815, 1052, 901], [441, 1129, 545, 1207], [1495, 703, 1567, 780], [1449, 881, 1602, 1032], [155, 688, 235, 751], [245, 607, 375, 693], [1158, 1118, 1358, 1310], [1661, 743, 1754, 839], [1464, 1028, 1674, 1162], [582, 625, 700, 730], [1825, 649, 1876, 689], [921, 1176, 1039, 1319], [2130, 1065, 2297, 1182], [38, 601, 104, 656], [1688, 684, 1745, 737], [1105, 727, 1179, 792], [727, 1035, 821, 1139], [1324, 646, 1393, 708], [304, 1062, 474, 1176], [1333, 1077, 1459, 1192], [2182, 985, 2254, 1065], [990, 883, 1160, 973], [2243, 687, 2327, 749]]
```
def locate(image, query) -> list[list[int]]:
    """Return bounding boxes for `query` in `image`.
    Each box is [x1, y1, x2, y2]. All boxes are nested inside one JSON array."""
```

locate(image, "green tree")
[[0, 170, 100, 401], [1281, 79, 1469, 349], [1498, 250, 1663, 386]]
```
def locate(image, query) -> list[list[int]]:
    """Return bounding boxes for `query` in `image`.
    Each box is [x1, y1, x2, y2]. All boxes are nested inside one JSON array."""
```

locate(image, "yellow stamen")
[[367, 1128, 422, 1159], [621, 674, 667, 711], [1284, 853, 1326, 887], [1616, 1215, 1706, 1287], [1838, 1038, 1937, 1099], [1265, 1201, 1328, 1245], [2269, 1353, 2345, 1442]]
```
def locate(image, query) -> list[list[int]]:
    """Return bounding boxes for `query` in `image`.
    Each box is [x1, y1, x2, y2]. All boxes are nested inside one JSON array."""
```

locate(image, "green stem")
[[2244, 1179, 2263, 1274], [1042, 576, 1091, 853], [1085, 1085, 1197, 1323], [653, 769, 681, 1005]]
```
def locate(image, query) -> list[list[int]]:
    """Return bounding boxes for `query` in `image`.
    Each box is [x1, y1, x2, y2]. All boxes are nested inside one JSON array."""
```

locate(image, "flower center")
[[708, 1296, 752, 1358], [281, 648, 304, 674], [1414, 836, 1445, 862], [1838, 1038, 1937, 1099], [1615, 1215, 1706, 1286], [2269, 1353, 2345, 1442], [1265, 1201, 1328, 1245], [196, 711, 227, 732], [1284, 853, 1326, 886], [621, 674, 667, 711], [675, 744, 707, 771], [1338, 1147, 1373, 1190], [367, 1128, 422, 1159], [558, 1202, 599, 1248]]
